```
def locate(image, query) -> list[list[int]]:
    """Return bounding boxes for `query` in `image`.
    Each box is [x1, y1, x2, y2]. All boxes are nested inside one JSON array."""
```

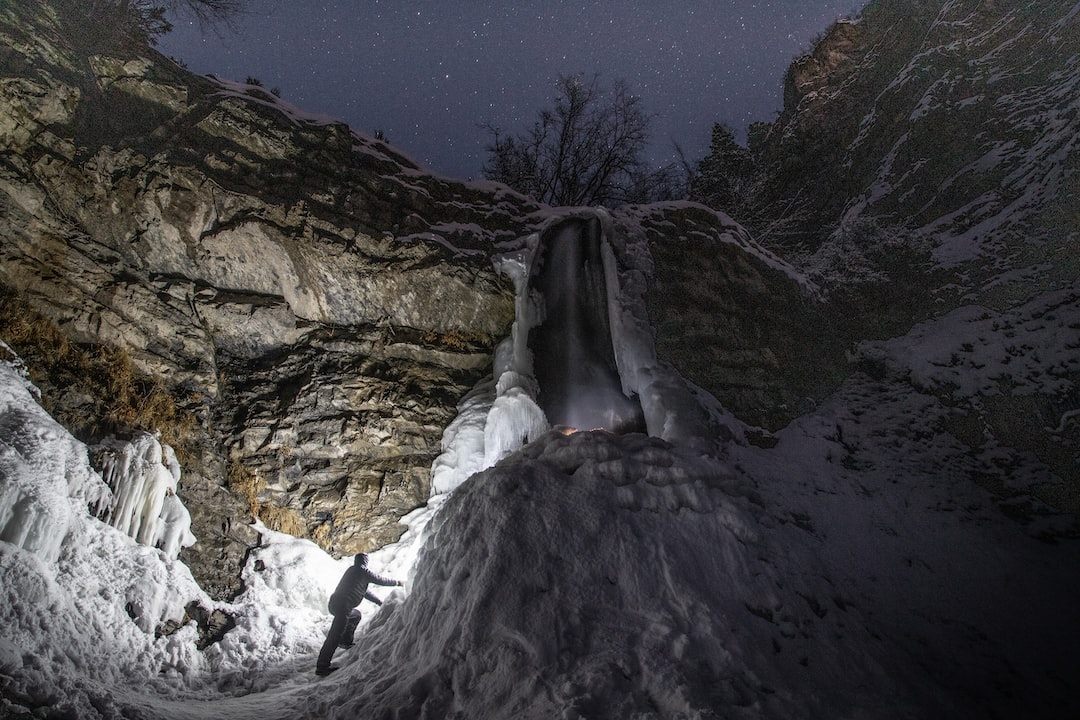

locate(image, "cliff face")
[[1, 4, 819, 596], [757, 0, 1079, 301], [746, 0, 1080, 509], [0, 2, 533, 596]]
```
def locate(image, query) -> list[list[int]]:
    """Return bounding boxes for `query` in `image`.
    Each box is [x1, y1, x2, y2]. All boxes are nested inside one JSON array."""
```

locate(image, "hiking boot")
[[315, 665, 338, 676]]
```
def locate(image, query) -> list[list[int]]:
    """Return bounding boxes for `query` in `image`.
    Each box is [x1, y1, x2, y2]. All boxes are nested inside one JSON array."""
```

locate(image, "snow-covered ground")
[[2, 214, 1079, 718]]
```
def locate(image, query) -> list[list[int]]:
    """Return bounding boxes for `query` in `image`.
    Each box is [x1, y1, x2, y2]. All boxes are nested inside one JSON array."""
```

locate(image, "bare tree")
[[483, 74, 658, 207]]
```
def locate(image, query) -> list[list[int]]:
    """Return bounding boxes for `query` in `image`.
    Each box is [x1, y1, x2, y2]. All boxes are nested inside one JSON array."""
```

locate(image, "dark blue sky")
[[159, 0, 863, 181]]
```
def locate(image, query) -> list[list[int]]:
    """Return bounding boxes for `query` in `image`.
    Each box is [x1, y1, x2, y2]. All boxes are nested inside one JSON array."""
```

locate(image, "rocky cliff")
[[0, 2, 818, 596], [758, 0, 1079, 303], [0, 1, 533, 596], [746, 0, 1080, 510]]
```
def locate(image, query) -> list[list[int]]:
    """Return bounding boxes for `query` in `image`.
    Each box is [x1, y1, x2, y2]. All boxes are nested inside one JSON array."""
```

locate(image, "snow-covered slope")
[[4, 326, 1079, 718]]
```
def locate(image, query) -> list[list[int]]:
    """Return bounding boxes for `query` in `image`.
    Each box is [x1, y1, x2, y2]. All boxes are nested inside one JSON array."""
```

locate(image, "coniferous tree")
[[689, 123, 753, 213], [689, 120, 811, 246]]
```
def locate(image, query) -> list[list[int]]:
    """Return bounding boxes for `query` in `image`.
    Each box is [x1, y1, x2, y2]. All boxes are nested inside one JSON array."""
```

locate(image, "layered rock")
[[0, 2, 528, 596], [616, 203, 831, 432]]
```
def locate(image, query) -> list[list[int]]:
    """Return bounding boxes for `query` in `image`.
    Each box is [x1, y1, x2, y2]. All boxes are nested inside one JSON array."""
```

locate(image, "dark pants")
[[341, 610, 361, 645], [316, 608, 361, 671]]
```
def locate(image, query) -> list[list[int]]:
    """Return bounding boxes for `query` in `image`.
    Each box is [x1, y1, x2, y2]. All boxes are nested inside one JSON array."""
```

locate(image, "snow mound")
[[313, 430, 929, 719], [0, 350, 110, 563]]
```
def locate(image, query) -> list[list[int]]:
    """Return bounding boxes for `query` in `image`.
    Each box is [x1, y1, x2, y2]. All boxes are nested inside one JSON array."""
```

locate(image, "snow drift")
[[2, 213, 1080, 719]]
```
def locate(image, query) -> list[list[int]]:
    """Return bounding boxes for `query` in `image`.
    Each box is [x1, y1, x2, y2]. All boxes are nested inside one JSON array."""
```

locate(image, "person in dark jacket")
[[316, 553, 402, 676]]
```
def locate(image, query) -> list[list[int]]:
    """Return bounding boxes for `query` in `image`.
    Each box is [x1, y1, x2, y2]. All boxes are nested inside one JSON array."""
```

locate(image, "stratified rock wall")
[[616, 203, 831, 432], [756, 0, 1080, 295], [0, 2, 527, 596]]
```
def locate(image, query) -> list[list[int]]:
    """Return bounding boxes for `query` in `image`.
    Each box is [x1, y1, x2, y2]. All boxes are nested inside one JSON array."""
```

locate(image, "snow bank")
[[0, 346, 212, 715], [0, 344, 110, 563], [311, 423, 1060, 720], [319, 430, 814, 719], [305, 362, 1080, 720]]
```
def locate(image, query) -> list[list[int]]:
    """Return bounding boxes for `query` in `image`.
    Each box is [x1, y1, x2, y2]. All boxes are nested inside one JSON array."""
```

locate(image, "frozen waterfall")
[[527, 215, 647, 433], [429, 208, 742, 499], [95, 432, 197, 560]]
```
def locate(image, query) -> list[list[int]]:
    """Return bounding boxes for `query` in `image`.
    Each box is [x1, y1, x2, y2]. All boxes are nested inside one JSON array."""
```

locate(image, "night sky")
[[158, 0, 864, 181]]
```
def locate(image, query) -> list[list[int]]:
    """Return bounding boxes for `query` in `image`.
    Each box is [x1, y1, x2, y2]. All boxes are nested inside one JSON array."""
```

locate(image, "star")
[[158, 0, 864, 179]]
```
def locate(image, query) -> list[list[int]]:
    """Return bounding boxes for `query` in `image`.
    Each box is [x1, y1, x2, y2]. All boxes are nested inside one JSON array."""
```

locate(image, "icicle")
[[94, 432, 197, 559]]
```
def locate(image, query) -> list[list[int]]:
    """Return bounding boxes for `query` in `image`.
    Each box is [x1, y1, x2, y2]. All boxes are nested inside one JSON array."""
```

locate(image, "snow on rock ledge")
[[0, 344, 110, 563]]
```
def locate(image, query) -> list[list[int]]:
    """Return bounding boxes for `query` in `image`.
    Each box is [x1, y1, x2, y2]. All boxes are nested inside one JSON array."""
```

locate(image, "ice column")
[[95, 432, 196, 559], [526, 215, 646, 433]]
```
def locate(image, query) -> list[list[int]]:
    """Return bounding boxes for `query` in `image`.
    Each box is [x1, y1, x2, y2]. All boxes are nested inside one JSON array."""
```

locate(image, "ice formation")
[[94, 432, 197, 560], [430, 207, 741, 503], [0, 341, 195, 567], [526, 215, 647, 433], [0, 343, 111, 564]]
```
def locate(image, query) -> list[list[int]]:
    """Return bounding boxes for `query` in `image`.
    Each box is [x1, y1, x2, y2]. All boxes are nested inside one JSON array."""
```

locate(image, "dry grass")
[[311, 523, 332, 547], [226, 460, 264, 518], [226, 459, 307, 535], [0, 287, 196, 454], [260, 504, 306, 537], [421, 329, 489, 351]]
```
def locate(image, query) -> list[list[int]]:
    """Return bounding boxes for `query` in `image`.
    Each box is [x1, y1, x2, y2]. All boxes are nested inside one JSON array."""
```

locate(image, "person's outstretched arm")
[[367, 569, 403, 587]]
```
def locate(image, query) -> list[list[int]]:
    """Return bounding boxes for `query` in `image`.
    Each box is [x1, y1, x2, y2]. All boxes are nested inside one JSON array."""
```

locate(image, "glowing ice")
[[527, 215, 647, 433], [95, 432, 196, 559]]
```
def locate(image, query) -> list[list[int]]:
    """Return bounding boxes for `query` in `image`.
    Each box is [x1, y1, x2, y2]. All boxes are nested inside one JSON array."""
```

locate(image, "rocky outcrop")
[[756, 0, 1080, 290], [0, 2, 531, 596], [616, 204, 832, 432], [746, 0, 1080, 504]]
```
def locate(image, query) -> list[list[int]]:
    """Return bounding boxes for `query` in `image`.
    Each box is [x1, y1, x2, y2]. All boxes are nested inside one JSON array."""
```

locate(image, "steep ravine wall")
[[747, 0, 1080, 503], [0, 2, 841, 598], [0, 2, 528, 597]]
